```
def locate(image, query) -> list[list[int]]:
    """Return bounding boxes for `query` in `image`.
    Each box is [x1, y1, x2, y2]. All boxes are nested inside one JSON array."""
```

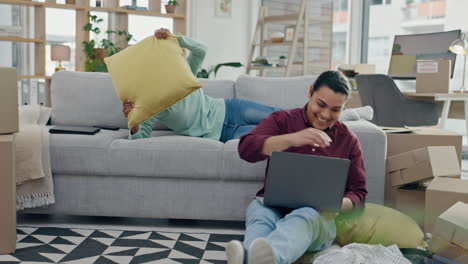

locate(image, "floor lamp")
[[449, 32, 468, 93]]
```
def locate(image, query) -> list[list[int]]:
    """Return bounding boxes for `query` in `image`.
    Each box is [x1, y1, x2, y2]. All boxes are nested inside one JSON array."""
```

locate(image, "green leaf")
[[83, 23, 92, 31], [213, 62, 243, 76]]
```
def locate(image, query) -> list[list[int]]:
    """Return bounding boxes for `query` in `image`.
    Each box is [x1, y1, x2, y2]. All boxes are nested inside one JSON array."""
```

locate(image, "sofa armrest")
[[344, 120, 387, 204]]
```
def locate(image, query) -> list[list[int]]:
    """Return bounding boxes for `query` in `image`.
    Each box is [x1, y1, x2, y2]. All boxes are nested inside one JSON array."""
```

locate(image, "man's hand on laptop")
[[341, 197, 353, 211], [320, 198, 353, 219], [288, 128, 332, 148]]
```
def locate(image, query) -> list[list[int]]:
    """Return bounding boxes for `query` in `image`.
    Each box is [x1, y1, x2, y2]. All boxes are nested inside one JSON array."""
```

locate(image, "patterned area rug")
[[0, 226, 244, 264]]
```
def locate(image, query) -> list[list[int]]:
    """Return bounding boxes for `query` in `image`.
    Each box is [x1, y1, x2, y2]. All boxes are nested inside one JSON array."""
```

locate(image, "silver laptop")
[[264, 151, 350, 212]]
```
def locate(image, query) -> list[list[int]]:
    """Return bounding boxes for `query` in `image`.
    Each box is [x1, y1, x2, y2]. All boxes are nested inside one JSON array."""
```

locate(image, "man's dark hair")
[[311, 70, 351, 97]]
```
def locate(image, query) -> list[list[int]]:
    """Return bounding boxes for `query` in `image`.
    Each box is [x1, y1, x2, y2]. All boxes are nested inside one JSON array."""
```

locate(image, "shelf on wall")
[[248, 65, 286, 70], [0, 36, 45, 43], [263, 14, 300, 23], [257, 38, 305, 46], [89, 7, 185, 18], [0, 0, 44, 6], [17, 75, 47, 79], [45, 2, 86, 10], [0, 0, 188, 89], [248, 62, 304, 70]]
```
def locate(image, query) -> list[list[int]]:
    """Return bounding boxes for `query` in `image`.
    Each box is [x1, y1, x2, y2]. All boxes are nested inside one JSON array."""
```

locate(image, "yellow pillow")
[[104, 35, 202, 128], [335, 203, 427, 248]]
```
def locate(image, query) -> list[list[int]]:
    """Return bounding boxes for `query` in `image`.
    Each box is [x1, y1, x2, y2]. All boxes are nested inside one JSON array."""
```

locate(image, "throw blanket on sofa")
[[16, 105, 55, 210]]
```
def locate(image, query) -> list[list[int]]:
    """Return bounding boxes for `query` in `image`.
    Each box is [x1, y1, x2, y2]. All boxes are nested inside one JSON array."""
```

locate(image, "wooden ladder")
[[246, 0, 308, 77]]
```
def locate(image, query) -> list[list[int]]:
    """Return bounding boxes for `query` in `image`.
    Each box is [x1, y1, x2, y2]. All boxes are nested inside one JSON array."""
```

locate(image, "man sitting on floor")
[[225, 71, 368, 264]]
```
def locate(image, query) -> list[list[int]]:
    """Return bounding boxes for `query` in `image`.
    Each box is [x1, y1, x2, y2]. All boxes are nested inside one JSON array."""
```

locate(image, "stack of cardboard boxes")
[[387, 145, 461, 230], [383, 127, 468, 262], [0, 67, 18, 255]]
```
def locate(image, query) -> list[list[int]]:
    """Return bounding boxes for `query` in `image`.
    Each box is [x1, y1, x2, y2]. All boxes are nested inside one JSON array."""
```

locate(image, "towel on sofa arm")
[[16, 105, 55, 210]]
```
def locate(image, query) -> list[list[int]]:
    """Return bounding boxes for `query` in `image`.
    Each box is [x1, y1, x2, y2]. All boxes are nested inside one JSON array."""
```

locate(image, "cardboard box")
[[416, 59, 451, 94], [384, 128, 462, 205], [425, 178, 468, 234], [387, 146, 460, 187], [393, 185, 426, 229], [0, 67, 19, 134], [384, 128, 462, 164], [0, 135, 16, 254], [433, 202, 468, 250], [429, 235, 468, 264]]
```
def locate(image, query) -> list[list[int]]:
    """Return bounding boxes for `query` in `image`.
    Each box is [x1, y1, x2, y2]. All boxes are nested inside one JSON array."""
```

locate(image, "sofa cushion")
[[221, 139, 266, 181], [235, 75, 317, 109], [108, 131, 223, 179], [50, 129, 129, 175], [200, 79, 235, 99], [51, 71, 128, 128]]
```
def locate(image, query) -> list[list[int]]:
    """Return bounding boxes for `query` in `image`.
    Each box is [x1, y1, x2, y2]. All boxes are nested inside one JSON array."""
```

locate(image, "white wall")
[[188, 0, 260, 80]]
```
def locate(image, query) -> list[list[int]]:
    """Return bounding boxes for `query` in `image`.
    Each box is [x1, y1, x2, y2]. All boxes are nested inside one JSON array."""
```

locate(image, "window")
[[332, 0, 350, 69], [364, 0, 468, 92], [334, 0, 348, 12], [367, 36, 390, 73], [371, 0, 392, 6], [0, 5, 31, 75], [332, 32, 346, 61], [46, 8, 76, 76]]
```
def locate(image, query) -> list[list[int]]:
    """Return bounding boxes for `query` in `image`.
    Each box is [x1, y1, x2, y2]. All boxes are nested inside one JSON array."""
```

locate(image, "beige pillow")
[[105, 35, 202, 128]]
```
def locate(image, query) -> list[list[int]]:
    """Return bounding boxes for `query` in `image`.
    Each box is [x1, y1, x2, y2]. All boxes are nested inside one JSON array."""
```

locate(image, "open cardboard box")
[[386, 146, 460, 187], [429, 235, 468, 264], [426, 178, 468, 234], [432, 202, 468, 250], [382, 127, 462, 164]]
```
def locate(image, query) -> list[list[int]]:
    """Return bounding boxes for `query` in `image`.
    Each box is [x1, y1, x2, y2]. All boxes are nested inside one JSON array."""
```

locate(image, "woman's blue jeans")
[[220, 99, 281, 143]]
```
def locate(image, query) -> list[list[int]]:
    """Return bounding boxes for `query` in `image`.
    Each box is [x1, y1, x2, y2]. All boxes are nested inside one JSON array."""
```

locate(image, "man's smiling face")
[[307, 85, 347, 130]]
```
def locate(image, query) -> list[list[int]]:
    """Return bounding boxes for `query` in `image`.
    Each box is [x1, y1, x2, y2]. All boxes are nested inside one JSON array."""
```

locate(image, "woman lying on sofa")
[[122, 28, 281, 143]]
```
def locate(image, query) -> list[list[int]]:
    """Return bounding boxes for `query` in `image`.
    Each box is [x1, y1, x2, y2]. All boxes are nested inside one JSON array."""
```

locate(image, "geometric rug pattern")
[[0, 226, 244, 264]]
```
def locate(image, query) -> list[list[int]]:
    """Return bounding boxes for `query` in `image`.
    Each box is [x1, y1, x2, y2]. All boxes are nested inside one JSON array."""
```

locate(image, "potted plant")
[[196, 62, 243, 79], [82, 13, 134, 72], [165, 0, 178, 14]]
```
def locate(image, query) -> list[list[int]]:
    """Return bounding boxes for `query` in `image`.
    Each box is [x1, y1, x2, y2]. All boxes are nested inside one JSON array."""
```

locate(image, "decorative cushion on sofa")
[[104, 35, 202, 129], [335, 203, 426, 248]]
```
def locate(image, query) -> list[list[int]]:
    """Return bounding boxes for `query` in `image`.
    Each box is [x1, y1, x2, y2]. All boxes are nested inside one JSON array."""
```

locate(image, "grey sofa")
[[24, 71, 387, 221]]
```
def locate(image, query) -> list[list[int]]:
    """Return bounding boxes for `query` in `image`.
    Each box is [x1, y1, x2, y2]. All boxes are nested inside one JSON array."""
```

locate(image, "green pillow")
[[335, 203, 426, 248]]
